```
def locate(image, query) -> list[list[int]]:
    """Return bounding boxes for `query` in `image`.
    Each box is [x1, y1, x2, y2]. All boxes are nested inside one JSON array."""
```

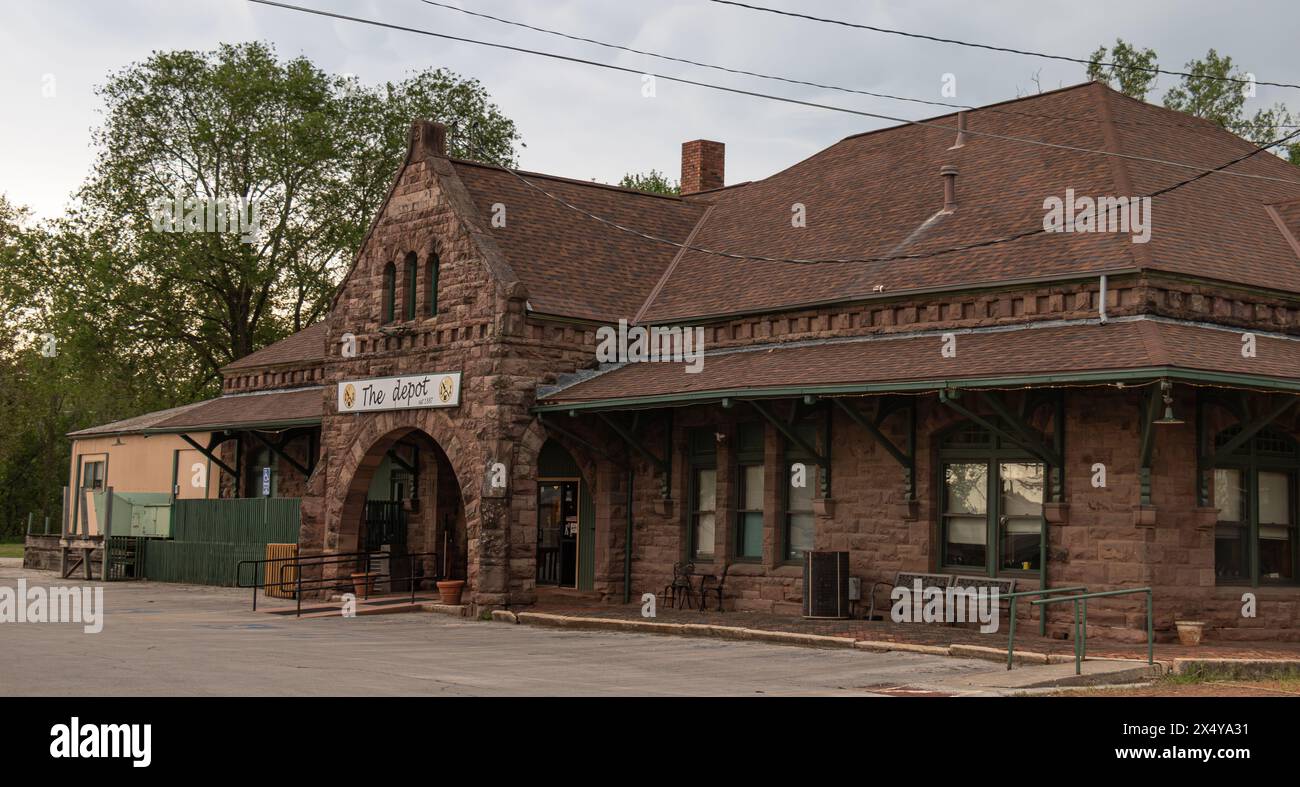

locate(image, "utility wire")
[[249, 0, 1300, 186], [711, 0, 1300, 91], [416, 0, 1261, 134]]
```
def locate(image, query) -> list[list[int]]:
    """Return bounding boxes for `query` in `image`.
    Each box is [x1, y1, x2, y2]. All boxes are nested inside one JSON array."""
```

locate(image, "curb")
[[502, 612, 1085, 666], [1172, 657, 1300, 679]]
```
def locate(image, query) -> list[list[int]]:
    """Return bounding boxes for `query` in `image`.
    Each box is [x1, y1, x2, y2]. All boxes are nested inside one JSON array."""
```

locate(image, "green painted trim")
[[144, 417, 322, 435], [536, 366, 1300, 413]]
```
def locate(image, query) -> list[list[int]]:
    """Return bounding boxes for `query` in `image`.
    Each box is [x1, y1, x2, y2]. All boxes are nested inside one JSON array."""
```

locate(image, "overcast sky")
[[2, 0, 1297, 220]]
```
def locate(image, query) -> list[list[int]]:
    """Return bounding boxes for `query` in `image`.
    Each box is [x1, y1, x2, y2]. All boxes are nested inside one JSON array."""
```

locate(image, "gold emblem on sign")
[[439, 376, 454, 403], [342, 383, 356, 409]]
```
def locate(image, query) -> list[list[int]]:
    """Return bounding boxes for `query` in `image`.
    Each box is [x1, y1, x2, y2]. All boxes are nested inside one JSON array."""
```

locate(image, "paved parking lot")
[[0, 565, 1001, 696]]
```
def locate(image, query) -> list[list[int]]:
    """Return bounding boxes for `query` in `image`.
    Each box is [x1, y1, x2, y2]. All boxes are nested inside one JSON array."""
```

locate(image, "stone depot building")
[[76, 82, 1300, 641]]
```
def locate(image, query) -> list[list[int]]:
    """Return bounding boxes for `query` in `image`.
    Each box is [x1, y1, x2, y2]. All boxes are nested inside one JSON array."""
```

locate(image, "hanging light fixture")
[[1155, 380, 1184, 425]]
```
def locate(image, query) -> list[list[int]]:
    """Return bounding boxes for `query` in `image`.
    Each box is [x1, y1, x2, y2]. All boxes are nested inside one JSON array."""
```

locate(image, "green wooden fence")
[[171, 498, 301, 544], [130, 498, 301, 587]]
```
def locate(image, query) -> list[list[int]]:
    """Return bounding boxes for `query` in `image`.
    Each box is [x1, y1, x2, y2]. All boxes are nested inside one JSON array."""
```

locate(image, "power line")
[[416, 0, 1253, 134], [711, 0, 1300, 91], [467, 123, 1300, 266], [248, 0, 1300, 186]]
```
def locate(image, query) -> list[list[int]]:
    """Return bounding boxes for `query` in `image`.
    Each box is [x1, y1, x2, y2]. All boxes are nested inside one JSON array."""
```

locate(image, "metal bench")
[[867, 571, 953, 620]]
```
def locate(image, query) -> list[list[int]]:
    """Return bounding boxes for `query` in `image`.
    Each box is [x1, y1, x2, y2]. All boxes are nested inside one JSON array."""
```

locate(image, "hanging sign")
[[337, 372, 462, 413]]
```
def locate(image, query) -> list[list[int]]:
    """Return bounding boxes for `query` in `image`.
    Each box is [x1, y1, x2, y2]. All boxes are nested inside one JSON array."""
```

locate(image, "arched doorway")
[[337, 426, 468, 590], [536, 440, 595, 590]]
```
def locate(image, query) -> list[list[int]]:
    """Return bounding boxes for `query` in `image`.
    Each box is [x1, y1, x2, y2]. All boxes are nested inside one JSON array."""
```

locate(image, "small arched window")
[[381, 262, 396, 324], [425, 249, 440, 316], [404, 252, 418, 320]]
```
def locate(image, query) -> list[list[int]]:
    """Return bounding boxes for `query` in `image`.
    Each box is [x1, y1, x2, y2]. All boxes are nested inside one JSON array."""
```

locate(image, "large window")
[[403, 252, 417, 320], [939, 420, 1045, 575], [688, 428, 717, 560], [381, 262, 396, 324], [1214, 427, 1299, 585], [735, 423, 765, 560], [782, 421, 821, 561]]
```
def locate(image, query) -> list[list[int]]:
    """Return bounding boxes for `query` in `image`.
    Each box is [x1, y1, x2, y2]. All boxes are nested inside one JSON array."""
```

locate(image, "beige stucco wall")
[[68, 433, 214, 535]]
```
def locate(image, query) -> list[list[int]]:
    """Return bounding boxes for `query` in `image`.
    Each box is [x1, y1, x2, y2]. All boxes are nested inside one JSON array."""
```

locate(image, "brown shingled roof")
[[537, 318, 1300, 408], [452, 161, 707, 322], [67, 401, 211, 438], [222, 321, 328, 372], [633, 83, 1300, 323], [145, 387, 324, 432]]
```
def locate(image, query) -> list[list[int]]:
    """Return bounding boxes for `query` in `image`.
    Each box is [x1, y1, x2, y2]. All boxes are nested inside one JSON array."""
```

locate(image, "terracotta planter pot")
[[437, 580, 466, 606], [1175, 620, 1206, 647], [351, 572, 375, 597]]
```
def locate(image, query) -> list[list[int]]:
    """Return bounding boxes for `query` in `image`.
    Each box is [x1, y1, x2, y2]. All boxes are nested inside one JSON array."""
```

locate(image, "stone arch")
[[325, 408, 490, 596]]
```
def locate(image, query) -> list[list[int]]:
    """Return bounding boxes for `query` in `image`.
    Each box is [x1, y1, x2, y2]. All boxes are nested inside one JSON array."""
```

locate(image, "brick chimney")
[[412, 120, 448, 159], [681, 140, 724, 195]]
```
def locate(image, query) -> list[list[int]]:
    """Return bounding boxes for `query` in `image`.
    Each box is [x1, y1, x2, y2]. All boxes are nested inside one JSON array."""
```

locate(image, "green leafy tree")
[[619, 169, 680, 195], [1087, 39, 1159, 99], [57, 42, 521, 394], [1162, 48, 1296, 156]]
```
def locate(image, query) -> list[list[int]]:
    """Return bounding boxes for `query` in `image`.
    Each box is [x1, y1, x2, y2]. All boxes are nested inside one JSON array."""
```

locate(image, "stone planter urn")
[[436, 579, 466, 606], [1175, 620, 1206, 647]]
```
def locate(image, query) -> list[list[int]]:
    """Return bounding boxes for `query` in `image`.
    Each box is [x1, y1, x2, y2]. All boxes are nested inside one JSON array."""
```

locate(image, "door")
[[537, 480, 579, 586], [942, 460, 1045, 574]]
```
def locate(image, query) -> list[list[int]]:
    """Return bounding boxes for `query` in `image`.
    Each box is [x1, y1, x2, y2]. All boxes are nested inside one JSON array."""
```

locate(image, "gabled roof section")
[[452, 160, 708, 322], [222, 321, 327, 372], [632, 82, 1300, 323]]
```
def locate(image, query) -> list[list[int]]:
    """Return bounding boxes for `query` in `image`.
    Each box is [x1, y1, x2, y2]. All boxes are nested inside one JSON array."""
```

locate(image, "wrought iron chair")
[[663, 561, 696, 609], [698, 562, 731, 613]]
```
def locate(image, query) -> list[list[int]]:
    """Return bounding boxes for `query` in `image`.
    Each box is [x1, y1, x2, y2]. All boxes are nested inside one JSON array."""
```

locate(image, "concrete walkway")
[[0, 565, 1167, 696]]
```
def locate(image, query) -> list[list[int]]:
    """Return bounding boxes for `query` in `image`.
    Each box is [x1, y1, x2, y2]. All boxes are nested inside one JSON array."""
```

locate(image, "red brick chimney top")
[[681, 139, 724, 195]]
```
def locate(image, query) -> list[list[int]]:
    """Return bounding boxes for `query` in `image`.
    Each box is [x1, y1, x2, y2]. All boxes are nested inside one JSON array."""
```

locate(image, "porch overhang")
[[534, 317, 1300, 414], [139, 387, 325, 435]]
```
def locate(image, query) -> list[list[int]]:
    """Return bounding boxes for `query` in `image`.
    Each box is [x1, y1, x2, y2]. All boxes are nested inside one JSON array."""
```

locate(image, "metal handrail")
[[237, 550, 440, 617], [1004, 585, 1087, 669], [1031, 587, 1154, 675]]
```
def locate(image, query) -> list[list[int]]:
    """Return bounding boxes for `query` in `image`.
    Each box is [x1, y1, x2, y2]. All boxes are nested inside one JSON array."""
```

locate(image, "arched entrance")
[[536, 439, 595, 591], [336, 426, 468, 590]]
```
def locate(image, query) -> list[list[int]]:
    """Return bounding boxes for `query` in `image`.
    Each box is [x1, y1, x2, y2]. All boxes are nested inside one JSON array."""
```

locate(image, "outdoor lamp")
[[1154, 380, 1183, 425]]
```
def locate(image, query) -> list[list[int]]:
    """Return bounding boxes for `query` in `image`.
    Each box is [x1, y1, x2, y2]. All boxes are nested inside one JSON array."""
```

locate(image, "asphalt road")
[[0, 564, 996, 697]]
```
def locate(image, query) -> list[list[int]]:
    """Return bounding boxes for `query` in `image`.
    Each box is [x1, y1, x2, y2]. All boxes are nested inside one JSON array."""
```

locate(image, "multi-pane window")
[[1214, 427, 1298, 585], [783, 421, 821, 561], [82, 460, 105, 491], [735, 422, 765, 560], [939, 420, 1046, 575], [688, 428, 717, 560]]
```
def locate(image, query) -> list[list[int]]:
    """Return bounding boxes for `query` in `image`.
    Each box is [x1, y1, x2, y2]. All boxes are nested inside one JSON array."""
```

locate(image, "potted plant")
[[1174, 606, 1207, 647], [351, 570, 375, 597], [436, 578, 465, 605]]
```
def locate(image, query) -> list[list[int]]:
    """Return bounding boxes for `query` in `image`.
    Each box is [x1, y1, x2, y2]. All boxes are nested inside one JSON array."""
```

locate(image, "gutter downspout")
[[623, 464, 633, 604], [1098, 274, 1108, 324]]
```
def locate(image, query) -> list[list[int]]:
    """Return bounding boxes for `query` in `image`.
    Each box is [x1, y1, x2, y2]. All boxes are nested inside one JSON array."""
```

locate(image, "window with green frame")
[[939, 419, 1046, 575], [734, 422, 765, 560], [687, 428, 717, 560], [381, 261, 396, 324], [782, 420, 821, 561], [1213, 426, 1299, 585], [404, 252, 418, 320]]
